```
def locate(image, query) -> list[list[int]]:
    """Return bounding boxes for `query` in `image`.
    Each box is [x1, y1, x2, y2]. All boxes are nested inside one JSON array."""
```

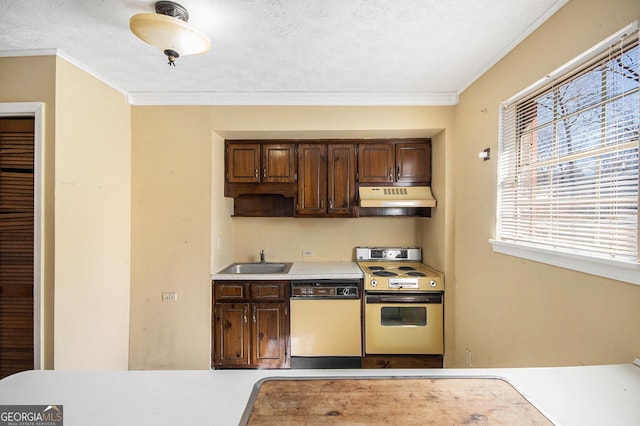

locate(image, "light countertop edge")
[[211, 261, 364, 280], [1, 363, 639, 425]]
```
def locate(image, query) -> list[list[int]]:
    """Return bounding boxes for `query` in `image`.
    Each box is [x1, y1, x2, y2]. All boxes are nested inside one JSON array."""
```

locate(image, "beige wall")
[[453, 0, 640, 367], [130, 107, 214, 369], [53, 58, 131, 369], [421, 128, 456, 363], [0, 55, 56, 369], [0, 56, 131, 370], [130, 106, 453, 369]]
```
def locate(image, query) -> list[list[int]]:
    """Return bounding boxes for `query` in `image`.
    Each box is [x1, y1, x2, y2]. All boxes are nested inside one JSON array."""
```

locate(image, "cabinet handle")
[[329, 199, 333, 209], [396, 165, 400, 180], [253, 306, 256, 323], [320, 199, 324, 210], [263, 168, 266, 178], [243, 307, 247, 323], [254, 168, 259, 178], [388, 167, 393, 180]]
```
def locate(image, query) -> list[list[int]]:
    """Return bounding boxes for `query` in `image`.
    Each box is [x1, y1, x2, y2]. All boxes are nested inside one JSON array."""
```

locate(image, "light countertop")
[[1, 362, 639, 425], [212, 261, 363, 280]]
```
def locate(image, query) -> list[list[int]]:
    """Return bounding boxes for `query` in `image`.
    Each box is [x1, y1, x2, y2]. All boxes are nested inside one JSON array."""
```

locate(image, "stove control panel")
[[355, 247, 421, 261], [361, 272, 444, 291], [388, 278, 420, 289]]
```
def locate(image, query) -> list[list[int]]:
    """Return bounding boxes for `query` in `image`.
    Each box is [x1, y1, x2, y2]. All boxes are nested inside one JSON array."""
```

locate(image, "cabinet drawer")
[[215, 282, 248, 301], [250, 282, 287, 301]]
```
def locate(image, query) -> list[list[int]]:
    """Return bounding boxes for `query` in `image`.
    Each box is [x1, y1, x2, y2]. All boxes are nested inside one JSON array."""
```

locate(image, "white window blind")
[[495, 23, 639, 277]]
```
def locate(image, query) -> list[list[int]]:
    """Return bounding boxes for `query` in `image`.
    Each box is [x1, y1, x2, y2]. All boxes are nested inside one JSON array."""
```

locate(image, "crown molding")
[[127, 91, 458, 106], [0, 48, 128, 96], [1, 49, 458, 106], [456, 0, 570, 96]]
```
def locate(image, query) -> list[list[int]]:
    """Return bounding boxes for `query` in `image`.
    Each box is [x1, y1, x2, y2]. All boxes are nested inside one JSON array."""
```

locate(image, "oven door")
[[365, 292, 443, 355]]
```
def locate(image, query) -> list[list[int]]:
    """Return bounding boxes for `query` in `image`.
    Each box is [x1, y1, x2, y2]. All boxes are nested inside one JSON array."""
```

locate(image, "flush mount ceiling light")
[[130, 1, 211, 66]]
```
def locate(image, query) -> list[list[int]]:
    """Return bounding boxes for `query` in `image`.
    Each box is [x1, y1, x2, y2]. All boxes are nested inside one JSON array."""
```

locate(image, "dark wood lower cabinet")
[[214, 303, 251, 367], [213, 281, 290, 369], [213, 281, 444, 370], [252, 303, 289, 368]]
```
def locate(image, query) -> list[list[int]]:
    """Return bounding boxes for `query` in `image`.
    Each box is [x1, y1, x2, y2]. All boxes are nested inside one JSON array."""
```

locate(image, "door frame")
[[0, 102, 45, 370]]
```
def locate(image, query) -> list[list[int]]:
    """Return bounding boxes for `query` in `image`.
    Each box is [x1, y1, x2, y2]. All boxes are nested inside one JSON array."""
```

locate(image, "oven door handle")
[[366, 294, 442, 304]]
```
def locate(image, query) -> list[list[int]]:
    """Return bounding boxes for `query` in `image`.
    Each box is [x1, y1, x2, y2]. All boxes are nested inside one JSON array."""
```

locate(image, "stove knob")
[[342, 288, 351, 296], [429, 280, 437, 288], [370, 279, 378, 288]]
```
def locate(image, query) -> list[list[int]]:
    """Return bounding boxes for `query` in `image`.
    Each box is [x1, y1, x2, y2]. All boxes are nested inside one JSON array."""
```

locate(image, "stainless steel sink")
[[218, 262, 293, 274]]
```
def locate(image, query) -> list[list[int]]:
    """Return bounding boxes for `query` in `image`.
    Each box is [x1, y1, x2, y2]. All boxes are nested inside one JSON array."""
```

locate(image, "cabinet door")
[[297, 144, 327, 215], [227, 143, 260, 183], [327, 144, 357, 216], [396, 142, 431, 183], [357, 144, 394, 183], [251, 303, 290, 368], [251, 282, 286, 301], [214, 303, 250, 367], [214, 282, 248, 301], [262, 144, 296, 183]]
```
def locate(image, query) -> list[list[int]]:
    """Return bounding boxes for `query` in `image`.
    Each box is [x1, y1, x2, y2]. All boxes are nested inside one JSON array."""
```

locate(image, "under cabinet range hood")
[[359, 186, 437, 208]]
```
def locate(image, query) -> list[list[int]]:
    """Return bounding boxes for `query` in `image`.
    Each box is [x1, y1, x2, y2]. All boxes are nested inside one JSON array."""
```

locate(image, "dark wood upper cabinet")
[[224, 138, 431, 217], [262, 144, 296, 183], [297, 144, 356, 217], [226, 143, 261, 183], [327, 144, 357, 216], [357, 143, 395, 183], [358, 141, 431, 185], [297, 144, 326, 216], [395, 142, 431, 184], [226, 142, 295, 183]]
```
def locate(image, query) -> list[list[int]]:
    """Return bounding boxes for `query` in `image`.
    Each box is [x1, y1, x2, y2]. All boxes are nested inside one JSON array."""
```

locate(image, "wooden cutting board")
[[242, 377, 553, 425]]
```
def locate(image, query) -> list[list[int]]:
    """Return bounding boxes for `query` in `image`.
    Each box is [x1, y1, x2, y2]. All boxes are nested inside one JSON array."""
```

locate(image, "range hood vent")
[[359, 186, 436, 208]]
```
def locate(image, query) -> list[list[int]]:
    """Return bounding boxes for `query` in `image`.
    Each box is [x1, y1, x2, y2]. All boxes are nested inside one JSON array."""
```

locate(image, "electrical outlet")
[[302, 249, 314, 257], [465, 348, 473, 367], [162, 292, 177, 302]]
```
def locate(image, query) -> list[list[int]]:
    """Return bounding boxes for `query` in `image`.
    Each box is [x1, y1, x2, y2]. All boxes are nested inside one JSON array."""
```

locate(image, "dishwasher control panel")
[[291, 280, 360, 299]]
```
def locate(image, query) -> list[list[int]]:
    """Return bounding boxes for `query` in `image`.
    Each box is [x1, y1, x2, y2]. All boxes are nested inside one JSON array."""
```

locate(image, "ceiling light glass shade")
[[130, 12, 210, 59]]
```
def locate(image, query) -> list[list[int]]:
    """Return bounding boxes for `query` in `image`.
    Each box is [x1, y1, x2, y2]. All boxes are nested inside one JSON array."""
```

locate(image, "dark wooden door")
[[262, 144, 296, 183], [214, 303, 250, 367], [327, 144, 356, 216], [227, 143, 261, 183], [0, 118, 35, 379], [297, 144, 326, 215], [252, 303, 289, 368], [357, 143, 394, 183], [396, 142, 431, 184]]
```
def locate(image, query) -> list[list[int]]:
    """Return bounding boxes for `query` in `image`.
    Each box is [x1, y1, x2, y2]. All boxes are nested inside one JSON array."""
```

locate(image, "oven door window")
[[380, 306, 427, 326]]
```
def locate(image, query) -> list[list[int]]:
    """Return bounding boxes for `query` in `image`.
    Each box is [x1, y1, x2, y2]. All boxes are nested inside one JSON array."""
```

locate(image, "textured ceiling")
[[0, 0, 567, 105]]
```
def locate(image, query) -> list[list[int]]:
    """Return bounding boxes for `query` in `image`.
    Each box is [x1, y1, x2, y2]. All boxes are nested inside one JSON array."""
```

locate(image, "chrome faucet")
[[259, 249, 265, 263]]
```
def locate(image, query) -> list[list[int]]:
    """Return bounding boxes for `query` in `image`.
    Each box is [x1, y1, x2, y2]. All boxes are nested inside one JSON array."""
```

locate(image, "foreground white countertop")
[[212, 261, 363, 280], [1, 362, 639, 425]]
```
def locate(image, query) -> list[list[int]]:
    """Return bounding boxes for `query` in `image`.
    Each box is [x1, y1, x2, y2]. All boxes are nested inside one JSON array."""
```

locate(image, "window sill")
[[490, 240, 640, 286]]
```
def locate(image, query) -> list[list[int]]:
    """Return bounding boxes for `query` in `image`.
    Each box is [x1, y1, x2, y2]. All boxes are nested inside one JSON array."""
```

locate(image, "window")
[[493, 23, 640, 285]]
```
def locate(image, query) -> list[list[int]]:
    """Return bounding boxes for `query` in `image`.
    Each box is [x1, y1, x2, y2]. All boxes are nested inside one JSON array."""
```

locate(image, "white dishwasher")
[[290, 280, 362, 368]]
